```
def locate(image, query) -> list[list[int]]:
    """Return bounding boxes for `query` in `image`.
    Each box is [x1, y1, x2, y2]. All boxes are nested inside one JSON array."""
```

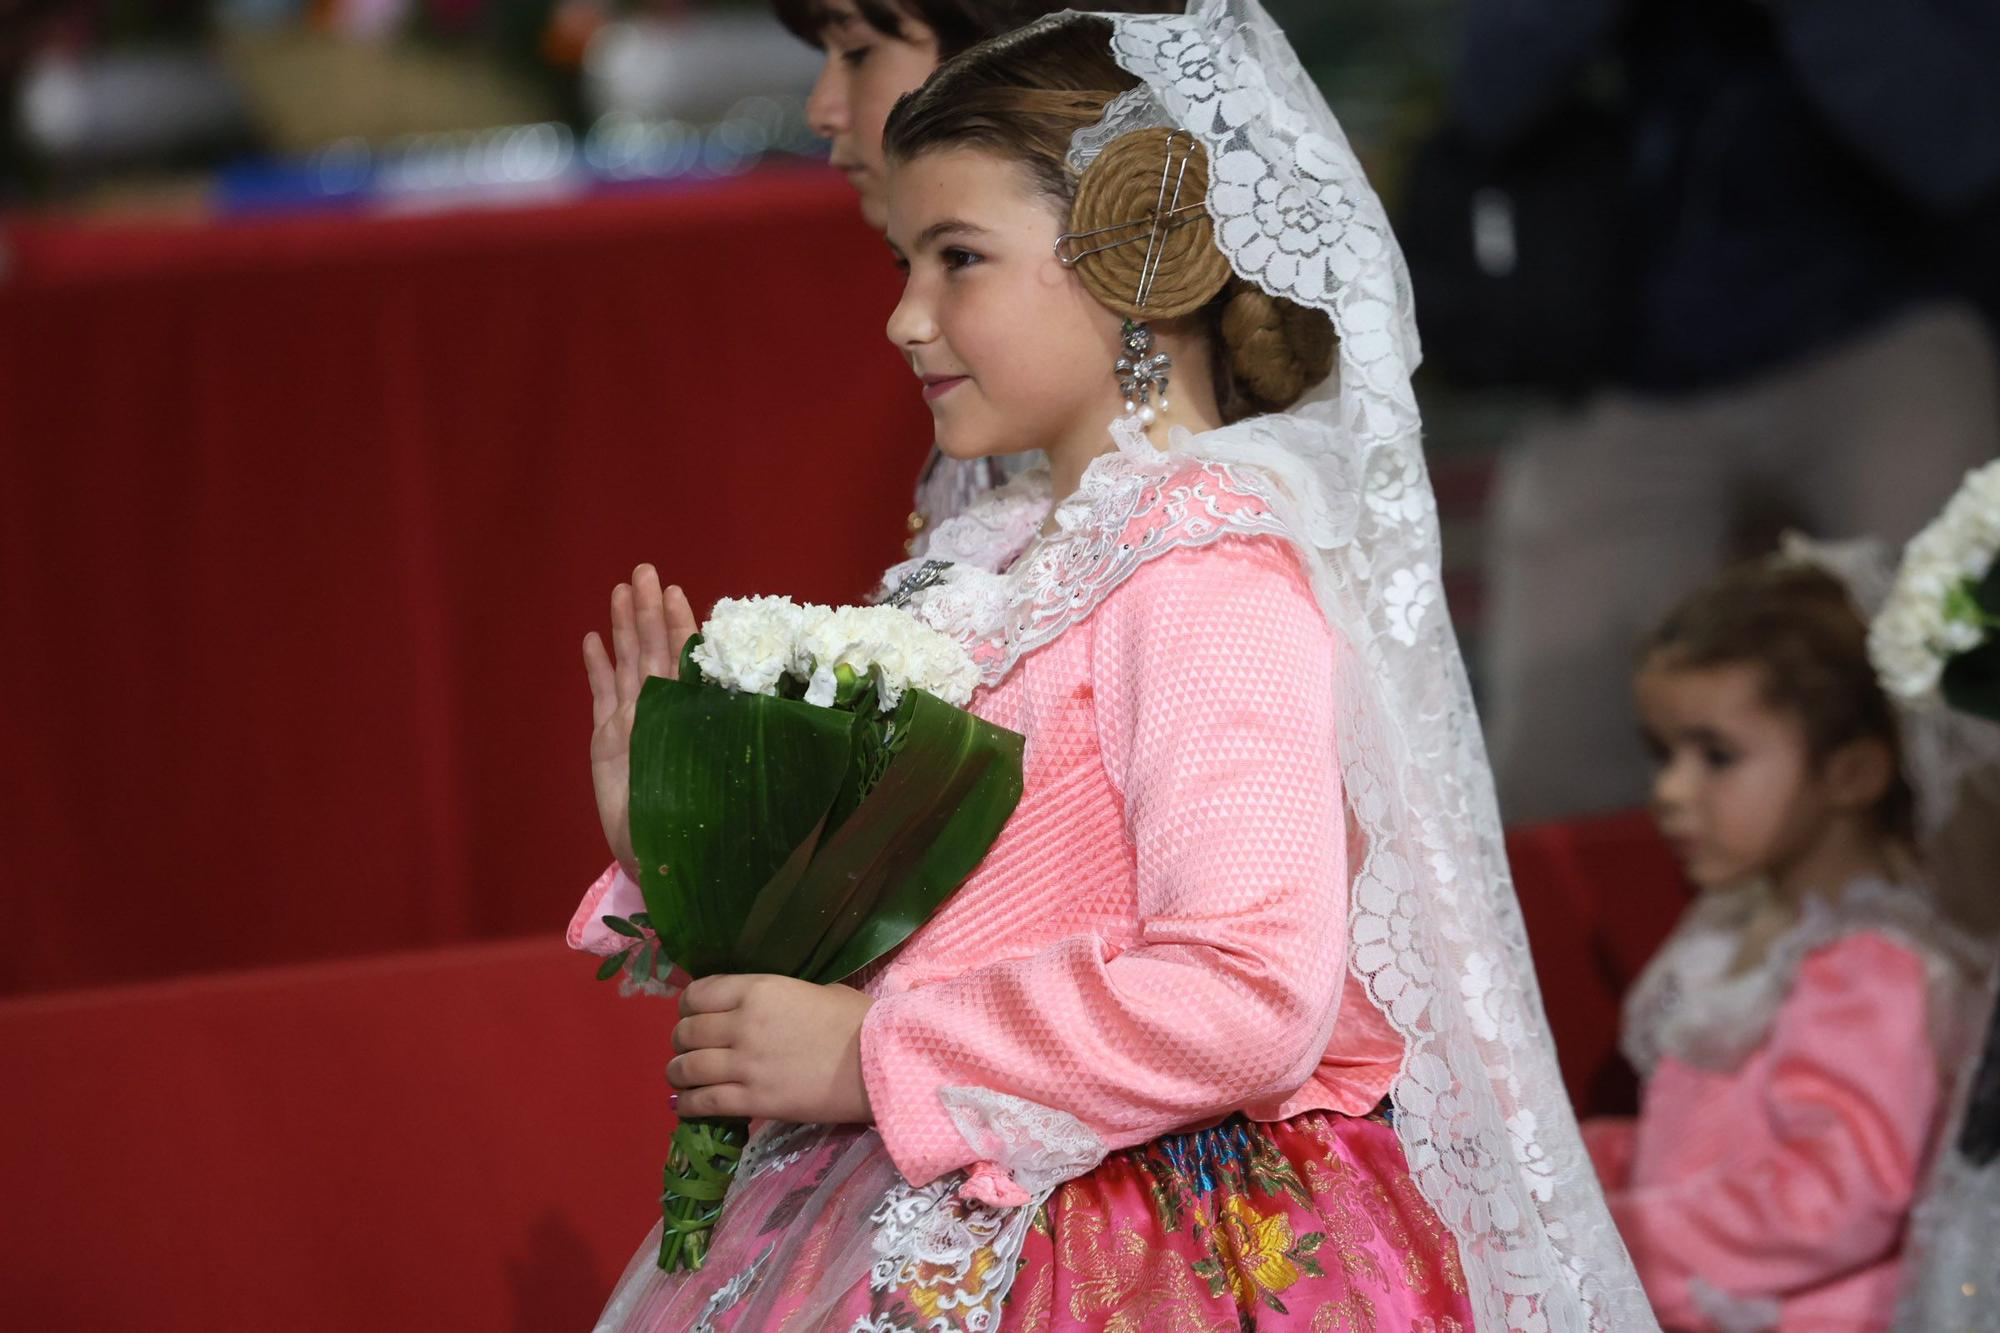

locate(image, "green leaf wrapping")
[[627, 675, 856, 978], [627, 676, 1025, 983], [623, 666, 1024, 1273], [797, 688, 1025, 983]]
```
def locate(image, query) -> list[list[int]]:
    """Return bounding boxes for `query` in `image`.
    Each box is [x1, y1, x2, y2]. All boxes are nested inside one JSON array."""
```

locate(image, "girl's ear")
[[1822, 736, 1897, 813]]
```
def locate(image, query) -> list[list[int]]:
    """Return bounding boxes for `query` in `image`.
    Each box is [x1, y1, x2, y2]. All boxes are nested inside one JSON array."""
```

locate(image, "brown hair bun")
[[1218, 283, 1337, 411], [1066, 128, 1233, 321]]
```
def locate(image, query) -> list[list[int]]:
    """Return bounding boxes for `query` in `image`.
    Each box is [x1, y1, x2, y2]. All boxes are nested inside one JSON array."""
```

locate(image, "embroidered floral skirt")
[[591, 1109, 1471, 1332]]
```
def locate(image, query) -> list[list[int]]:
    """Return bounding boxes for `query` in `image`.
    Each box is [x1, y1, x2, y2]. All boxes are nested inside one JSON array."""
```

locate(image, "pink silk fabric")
[[1586, 933, 1943, 1331]]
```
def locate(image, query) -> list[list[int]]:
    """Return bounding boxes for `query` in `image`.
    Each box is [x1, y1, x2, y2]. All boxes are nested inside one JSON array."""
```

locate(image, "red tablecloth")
[[0, 936, 677, 1331], [0, 170, 932, 995]]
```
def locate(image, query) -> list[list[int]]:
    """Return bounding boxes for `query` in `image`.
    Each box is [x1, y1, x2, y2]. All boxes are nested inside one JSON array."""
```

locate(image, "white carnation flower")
[[1872, 460, 2000, 705], [798, 604, 979, 710], [690, 596, 814, 696]]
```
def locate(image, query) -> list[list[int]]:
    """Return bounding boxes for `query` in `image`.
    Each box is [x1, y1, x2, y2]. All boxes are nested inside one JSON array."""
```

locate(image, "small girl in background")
[[1589, 553, 1989, 1331]]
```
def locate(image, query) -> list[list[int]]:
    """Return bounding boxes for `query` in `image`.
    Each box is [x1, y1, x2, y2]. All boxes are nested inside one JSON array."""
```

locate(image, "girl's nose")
[[886, 282, 936, 349], [805, 55, 846, 142], [1652, 753, 1693, 812]]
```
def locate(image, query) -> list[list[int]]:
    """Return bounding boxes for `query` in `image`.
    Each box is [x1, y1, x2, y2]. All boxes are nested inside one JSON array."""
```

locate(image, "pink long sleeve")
[[1611, 933, 1940, 1328], [860, 537, 1351, 1190]]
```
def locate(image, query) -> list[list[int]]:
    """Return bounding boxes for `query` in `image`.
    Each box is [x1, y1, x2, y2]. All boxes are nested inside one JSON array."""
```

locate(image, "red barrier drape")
[[0, 938, 677, 1330], [0, 170, 933, 995], [1505, 810, 1693, 1113]]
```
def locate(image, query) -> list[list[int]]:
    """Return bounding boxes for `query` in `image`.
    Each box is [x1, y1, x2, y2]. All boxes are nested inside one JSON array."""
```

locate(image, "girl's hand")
[[668, 975, 875, 1125], [583, 565, 697, 881]]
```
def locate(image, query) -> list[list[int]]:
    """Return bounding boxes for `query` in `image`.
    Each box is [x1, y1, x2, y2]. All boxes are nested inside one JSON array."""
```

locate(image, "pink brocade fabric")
[[862, 535, 1404, 1194], [1587, 933, 1943, 1331], [590, 1110, 1471, 1332], [1005, 1110, 1473, 1331]]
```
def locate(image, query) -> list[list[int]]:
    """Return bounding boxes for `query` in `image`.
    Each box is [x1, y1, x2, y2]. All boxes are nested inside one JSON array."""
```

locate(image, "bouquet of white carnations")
[[1871, 460, 2000, 721], [590, 595, 1023, 1272]]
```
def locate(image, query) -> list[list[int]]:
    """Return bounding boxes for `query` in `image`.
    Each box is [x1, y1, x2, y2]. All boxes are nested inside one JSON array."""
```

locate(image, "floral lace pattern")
[[739, 1122, 820, 1183], [895, 448, 1291, 686], [688, 1245, 772, 1333], [939, 1086, 1109, 1204], [1075, 4, 1658, 1329], [865, 1173, 1040, 1331]]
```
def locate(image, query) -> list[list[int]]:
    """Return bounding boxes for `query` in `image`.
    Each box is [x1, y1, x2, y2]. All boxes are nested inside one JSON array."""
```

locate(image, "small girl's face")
[[805, 3, 940, 229], [1634, 658, 1831, 890], [883, 148, 1129, 464]]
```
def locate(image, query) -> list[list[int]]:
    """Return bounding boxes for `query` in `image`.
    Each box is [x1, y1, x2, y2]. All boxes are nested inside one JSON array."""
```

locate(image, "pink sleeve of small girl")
[[860, 536, 1350, 1192], [1611, 933, 1939, 1326]]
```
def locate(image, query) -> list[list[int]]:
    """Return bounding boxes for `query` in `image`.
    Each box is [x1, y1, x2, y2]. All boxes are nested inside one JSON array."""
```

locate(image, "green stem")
[[656, 1117, 749, 1272]]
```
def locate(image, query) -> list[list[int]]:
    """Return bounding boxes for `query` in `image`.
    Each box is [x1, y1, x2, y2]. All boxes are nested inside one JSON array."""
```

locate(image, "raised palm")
[[583, 565, 698, 880]]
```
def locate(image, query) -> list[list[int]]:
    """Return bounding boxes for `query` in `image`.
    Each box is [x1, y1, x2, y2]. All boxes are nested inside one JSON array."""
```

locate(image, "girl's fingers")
[[675, 1083, 749, 1120], [610, 582, 640, 704], [633, 565, 672, 679], [665, 1048, 736, 1090], [583, 632, 618, 728], [665, 584, 697, 679], [670, 1011, 735, 1055], [678, 973, 752, 1016]]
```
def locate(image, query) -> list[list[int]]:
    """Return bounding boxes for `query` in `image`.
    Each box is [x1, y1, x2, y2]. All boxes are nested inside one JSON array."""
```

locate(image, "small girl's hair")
[[878, 15, 1336, 422], [1641, 559, 1917, 845], [774, 0, 1187, 62]]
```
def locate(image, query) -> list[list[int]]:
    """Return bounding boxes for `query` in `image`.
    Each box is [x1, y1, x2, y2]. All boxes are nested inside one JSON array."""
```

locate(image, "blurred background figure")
[[2, 0, 830, 216], [1405, 0, 2000, 823]]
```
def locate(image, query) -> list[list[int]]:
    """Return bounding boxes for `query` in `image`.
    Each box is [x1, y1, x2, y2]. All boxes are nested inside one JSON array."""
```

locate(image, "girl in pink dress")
[[571, 3, 1652, 1328], [1587, 550, 1992, 1331]]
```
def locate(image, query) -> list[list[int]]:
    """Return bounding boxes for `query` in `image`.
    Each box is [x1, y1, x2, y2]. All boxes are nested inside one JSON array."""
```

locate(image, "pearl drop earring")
[[1116, 320, 1172, 426]]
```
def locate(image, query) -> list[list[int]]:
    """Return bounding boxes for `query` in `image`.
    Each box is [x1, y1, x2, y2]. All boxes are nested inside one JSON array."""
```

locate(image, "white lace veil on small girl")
[[883, 2, 1660, 1327]]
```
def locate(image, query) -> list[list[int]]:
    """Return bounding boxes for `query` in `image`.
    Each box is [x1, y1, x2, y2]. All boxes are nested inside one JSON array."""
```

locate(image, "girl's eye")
[[941, 247, 982, 271], [839, 45, 872, 68], [1700, 745, 1737, 770]]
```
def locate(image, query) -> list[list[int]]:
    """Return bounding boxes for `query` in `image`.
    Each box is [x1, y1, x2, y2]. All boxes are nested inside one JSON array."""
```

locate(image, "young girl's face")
[[806, 3, 940, 228], [1634, 658, 1834, 890], [883, 148, 1130, 464]]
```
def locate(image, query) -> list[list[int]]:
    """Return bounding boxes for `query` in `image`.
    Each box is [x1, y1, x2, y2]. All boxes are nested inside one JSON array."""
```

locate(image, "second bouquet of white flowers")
[[1871, 460, 2000, 720], [599, 594, 1023, 1273]]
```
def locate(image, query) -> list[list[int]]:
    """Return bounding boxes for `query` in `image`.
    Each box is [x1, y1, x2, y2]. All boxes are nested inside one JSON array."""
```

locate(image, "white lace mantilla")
[[886, 3, 1661, 1325], [881, 424, 1292, 688], [1621, 875, 1987, 1080]]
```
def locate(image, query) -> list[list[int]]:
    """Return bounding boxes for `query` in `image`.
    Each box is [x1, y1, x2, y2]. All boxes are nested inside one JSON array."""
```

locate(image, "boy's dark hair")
[[773, 0, 1185, 62]]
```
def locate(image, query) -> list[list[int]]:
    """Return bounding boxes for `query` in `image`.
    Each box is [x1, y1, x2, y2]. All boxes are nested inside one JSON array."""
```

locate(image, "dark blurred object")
[[1399, 93, 1632, 392], [20, 45, 257, 167], [1458, 0, 2000, 825], [1963, 986, 2000, 1165], [1432, 0, 2000, 396]]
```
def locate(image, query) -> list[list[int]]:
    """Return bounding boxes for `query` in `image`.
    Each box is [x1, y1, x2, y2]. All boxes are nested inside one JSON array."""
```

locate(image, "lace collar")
[[1621, 874, 1986, 1077], [877, 421, 1293, 687]]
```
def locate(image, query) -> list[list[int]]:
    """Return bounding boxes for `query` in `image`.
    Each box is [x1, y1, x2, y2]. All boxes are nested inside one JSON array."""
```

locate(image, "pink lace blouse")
[[570, 532, 1403, 1198]]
